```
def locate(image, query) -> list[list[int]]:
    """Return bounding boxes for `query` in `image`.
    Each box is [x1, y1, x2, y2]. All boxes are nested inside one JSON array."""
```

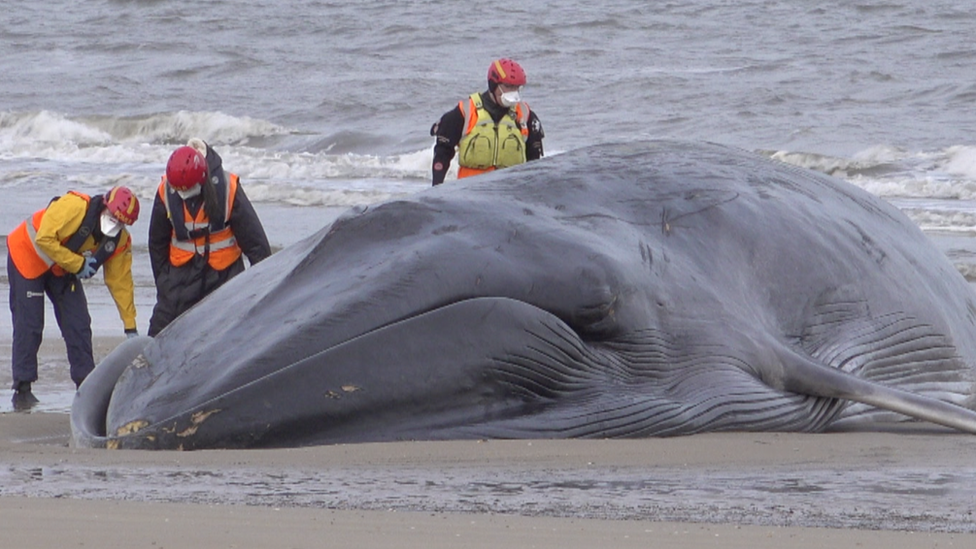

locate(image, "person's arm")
[[102, 232, 137, 332], [34, 194, 89, 274], [526, 110, 545, 161], [229, 183, 272, 265], [147, 189, 172, 281], [431, 106, 465, 185]]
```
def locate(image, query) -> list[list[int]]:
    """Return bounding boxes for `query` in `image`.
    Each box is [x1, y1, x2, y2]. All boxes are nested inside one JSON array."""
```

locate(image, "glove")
[[125, 329, 138, 339], [76, 256, 98, 279]]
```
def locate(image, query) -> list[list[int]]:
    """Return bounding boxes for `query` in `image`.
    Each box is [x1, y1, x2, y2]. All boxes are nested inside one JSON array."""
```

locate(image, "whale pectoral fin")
[[774, 344, 976, 434], [774, 291, 976, 433], [796, 294, 972, 392]]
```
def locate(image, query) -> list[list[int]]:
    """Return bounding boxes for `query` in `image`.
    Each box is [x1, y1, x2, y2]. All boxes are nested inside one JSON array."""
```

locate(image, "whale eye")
[[566, 268, 619, 340], [570, 294, 618, 340]]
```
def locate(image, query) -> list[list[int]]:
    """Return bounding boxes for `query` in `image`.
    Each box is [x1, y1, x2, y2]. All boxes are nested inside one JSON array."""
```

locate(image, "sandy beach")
[[0, 338, 975, 547]]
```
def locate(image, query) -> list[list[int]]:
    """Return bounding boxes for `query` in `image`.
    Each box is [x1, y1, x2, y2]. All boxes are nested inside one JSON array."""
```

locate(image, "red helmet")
[[487, 58, 527, 87], [104, 186, 140, 225], [166, 145, 208, 191]]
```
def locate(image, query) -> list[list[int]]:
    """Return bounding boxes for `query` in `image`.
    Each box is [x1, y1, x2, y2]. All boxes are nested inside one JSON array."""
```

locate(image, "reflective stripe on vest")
[[158, 174, 242, 270], [456, 93, 530, 178], [19, 211, 57, 273]]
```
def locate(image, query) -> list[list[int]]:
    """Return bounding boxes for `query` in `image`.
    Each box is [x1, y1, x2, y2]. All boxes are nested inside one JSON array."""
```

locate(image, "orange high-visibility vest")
[[7, 191, 109, 279], [158, 174, 242, 270]]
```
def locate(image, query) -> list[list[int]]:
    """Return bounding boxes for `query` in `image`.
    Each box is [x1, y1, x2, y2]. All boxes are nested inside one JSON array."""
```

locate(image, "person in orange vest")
[[430, 58, 545, 186], [147, 138, 271, 336], [7, 186, 140, 409]]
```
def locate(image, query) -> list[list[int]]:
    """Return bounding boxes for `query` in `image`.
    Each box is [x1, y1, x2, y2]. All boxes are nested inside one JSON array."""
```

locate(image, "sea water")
[[3, 1, 976, 338]]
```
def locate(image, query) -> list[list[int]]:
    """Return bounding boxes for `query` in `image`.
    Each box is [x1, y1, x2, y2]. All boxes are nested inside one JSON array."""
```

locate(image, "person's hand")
[[76, 256, 98, 279], [125, 329, 138, 339]]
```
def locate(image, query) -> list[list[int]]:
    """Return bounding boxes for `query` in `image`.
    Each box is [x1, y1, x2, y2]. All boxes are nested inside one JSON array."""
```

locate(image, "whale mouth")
[[71, 335, 155, 447], [71, 297, 594, 449], [73, 293, 976, 450]]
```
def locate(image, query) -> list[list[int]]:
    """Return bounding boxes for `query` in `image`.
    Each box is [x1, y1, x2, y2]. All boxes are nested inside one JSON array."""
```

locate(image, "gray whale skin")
[[72, 140, 976, 449]]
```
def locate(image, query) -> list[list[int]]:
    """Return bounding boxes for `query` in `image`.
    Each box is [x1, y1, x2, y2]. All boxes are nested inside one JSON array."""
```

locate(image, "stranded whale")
[[72, 140, 976, 449]]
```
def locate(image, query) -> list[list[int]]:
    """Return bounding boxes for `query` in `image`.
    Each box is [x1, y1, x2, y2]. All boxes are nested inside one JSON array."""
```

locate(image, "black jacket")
[[147, 146, 271, 336]]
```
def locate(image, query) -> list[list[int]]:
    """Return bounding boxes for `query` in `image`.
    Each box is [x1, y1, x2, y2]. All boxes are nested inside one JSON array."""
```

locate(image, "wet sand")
[[2, 338, 976, 547]]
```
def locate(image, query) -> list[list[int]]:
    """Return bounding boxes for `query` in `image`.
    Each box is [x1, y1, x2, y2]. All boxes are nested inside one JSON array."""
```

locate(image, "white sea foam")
[[900, 209, 976, 233], [770, 150, 868, 176], [2, 107, 976, 221], [0, 109, 434, 207], [944, 146, 976, 179], [767, 145, 976, 201], [0, 110, 291, 157]]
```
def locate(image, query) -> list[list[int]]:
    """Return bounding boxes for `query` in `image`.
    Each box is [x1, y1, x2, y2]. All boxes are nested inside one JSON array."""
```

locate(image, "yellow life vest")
[[456, 93, 530, 178]]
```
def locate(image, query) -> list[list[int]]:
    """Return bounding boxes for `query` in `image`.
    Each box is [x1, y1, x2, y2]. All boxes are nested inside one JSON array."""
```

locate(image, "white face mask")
[[176, 184, 202, 200], [499, 90, 521, 107], [100, 212, 123, 238]]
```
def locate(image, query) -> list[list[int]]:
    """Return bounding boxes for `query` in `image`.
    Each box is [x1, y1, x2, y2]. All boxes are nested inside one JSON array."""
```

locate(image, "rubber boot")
[[12, 381, 39, 412]]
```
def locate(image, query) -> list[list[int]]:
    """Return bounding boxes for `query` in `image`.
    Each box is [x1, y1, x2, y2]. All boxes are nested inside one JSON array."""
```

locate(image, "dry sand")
[[2, 338, 976, 548]]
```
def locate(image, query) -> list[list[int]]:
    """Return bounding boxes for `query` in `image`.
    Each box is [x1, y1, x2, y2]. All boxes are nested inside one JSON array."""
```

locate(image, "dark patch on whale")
[[72, 140, 976, 449]]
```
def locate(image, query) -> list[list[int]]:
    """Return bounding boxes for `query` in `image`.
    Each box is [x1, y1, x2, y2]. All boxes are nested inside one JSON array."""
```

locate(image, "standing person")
[[148, 138, 271, 336], [430, 58, 545, 186], [7, 186, 140, 409]]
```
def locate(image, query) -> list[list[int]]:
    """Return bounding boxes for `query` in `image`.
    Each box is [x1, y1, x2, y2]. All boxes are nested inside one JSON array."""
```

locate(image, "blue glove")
[[125, 329, 138, 339], [76, 256, 98, 279]]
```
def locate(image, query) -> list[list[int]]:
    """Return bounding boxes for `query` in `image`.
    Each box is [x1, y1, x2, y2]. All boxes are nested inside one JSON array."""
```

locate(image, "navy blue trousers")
[[7, 253, 94, 389]]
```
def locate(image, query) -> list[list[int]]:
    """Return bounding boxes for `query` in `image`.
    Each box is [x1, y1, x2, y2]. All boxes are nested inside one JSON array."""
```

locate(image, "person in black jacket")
[[430, 58, 544, 185], [147, 138, 271, 336]]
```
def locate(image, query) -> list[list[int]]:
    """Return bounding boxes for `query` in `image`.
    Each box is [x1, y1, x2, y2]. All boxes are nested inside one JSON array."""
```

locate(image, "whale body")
[[72, 140, 976, 449]]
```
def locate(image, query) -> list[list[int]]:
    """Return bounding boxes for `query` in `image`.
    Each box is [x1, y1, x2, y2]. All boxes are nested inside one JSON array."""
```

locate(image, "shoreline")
[[3, 340, 976, 547], [1, 496, 967, 549], [0, 413, 976, 549]]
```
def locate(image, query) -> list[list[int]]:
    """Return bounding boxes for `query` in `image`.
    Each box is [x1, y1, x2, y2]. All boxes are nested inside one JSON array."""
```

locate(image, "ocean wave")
[[3, 110, 976, 210], [943, 146, 976, 178], [900, 209, 976, 232], [0, 110, 292, 148], [0, 109, 435, 203], [768, 146, 905, 178], [243, 183, 407, 208], [0, 146, 433, 207], [767, 145, 976, 200], [954, 263, 976, 283]]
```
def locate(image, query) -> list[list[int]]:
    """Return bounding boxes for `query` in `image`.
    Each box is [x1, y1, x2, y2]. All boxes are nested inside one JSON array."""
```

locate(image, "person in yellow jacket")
[[148, 138, 271, 336], [430, 58, 545, 185], [6, 186, 140, 409]]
